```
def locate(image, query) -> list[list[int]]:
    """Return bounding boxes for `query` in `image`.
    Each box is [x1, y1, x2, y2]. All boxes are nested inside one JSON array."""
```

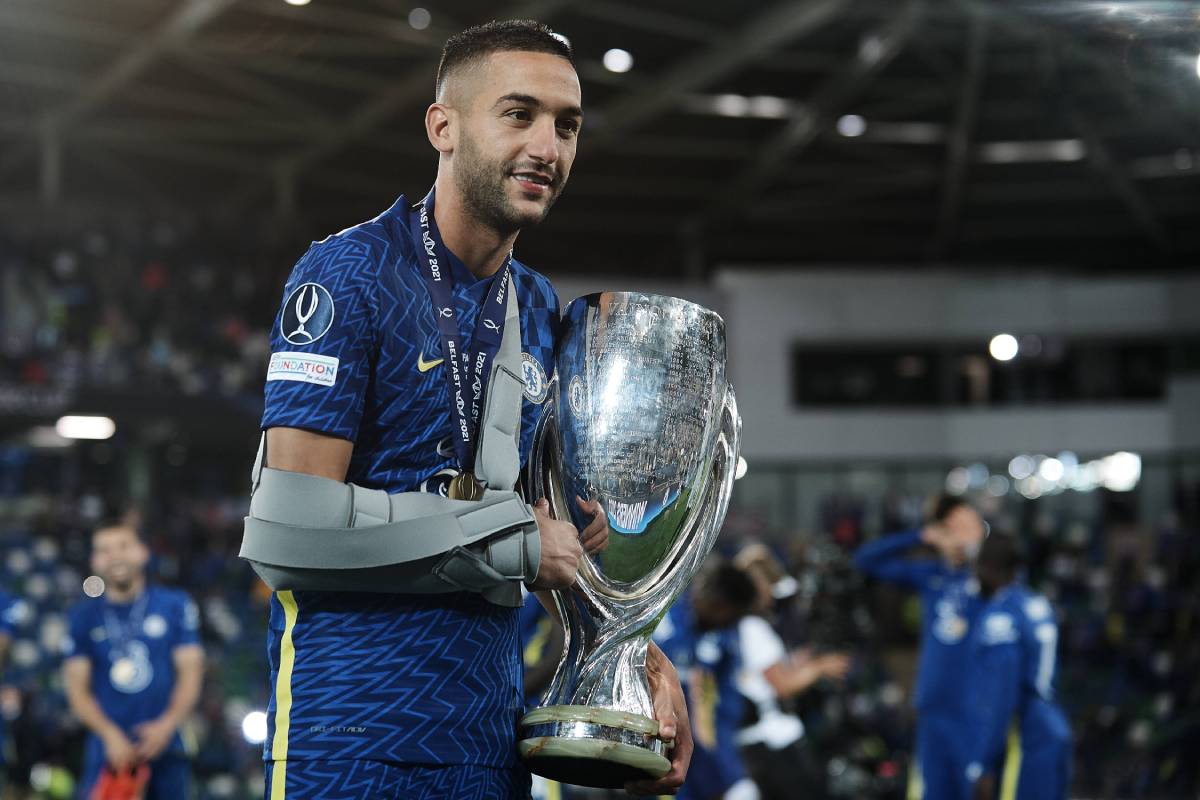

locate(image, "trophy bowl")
[[518, 292, 741, 788]]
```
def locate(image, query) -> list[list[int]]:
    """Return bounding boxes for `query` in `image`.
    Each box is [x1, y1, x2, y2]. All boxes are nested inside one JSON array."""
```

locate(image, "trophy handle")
[[527, 373, 572, 522]]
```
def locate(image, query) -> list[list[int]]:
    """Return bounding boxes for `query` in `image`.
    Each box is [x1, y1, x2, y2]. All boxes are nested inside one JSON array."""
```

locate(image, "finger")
[[652, 691, 677, 741], [625, 752, 687, 795], [579, 513, 605, 538], [574, 495, 599, 515], [582, 528, 608, 554], [580, 517, 607, 546]]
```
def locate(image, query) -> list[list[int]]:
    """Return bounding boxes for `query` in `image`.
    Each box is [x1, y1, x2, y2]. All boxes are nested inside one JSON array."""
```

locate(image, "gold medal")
[[448, 471, 485, 501]]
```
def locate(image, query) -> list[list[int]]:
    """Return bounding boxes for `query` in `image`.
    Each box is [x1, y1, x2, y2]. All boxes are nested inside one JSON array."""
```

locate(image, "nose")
[[525, 116, 559, 166]]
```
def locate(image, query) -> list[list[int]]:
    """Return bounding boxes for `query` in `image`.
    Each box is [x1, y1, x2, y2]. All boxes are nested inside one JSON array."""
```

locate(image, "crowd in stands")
[[0, 223, 286, 398]]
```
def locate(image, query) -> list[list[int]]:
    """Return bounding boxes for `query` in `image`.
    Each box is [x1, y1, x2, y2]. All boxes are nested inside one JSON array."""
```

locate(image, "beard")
[[453, 132, 565, 236]]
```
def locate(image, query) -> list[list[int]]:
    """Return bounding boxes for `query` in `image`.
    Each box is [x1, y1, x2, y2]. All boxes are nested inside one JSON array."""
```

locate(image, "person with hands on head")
[[853, 495, 988, 800], [62, 518, 204, 800], [246, 19, 688, 799]]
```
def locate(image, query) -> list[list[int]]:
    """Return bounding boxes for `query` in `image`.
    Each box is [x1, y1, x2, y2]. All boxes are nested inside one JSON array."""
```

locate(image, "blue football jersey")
[[63, 586, 201, 756], [965, 585, 1072, 779], [259, 194, 560, 768], [854, 529, 983, 717], [654, 597, 746, 798]]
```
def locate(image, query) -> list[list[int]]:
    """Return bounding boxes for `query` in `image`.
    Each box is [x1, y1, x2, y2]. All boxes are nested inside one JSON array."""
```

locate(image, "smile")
[[512, 172, 552, 194]]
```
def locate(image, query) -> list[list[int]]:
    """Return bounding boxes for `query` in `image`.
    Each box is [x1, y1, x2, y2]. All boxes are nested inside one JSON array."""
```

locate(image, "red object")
[[141, 262, 168, 292], [878, 760, 899, 779], [91, 764, 151, 800]]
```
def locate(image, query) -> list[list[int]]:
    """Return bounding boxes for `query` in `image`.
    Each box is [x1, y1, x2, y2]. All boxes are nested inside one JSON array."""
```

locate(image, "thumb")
[[657, 710, 677, 740], [653, 689, 677, 739]]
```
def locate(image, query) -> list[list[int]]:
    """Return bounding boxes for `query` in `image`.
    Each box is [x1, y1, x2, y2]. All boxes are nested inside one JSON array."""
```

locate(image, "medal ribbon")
[[103, 591, 148, 659], [410, 189, 511, 476]]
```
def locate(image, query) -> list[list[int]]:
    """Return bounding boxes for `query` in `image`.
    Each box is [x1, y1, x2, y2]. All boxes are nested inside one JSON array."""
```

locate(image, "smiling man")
[[63, 519, 204, 800], [248, 20, 691, 800]]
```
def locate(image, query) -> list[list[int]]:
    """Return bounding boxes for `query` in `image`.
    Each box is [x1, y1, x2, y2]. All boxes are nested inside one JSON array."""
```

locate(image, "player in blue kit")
[[247, 20, 691, 800], [965, 534, 1071, 800], [853, 496, 987, 800], [62, 520, 205, 800], [655, 562, 761, 800]]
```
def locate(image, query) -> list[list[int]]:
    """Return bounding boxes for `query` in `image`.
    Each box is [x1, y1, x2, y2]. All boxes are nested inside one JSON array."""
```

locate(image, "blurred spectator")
[[0, 587, 20, 788], [655, 560, 760, 800], [62, 520, 204, 800], [735, 545, 850, 800]]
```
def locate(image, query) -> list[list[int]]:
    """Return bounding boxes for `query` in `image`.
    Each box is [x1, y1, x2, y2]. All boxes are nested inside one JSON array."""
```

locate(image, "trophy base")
[[518, 706, 671, 789]]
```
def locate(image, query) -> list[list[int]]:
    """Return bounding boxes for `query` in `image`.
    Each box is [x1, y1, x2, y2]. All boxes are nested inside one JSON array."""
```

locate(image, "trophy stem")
[[519, 292, 741, 789]]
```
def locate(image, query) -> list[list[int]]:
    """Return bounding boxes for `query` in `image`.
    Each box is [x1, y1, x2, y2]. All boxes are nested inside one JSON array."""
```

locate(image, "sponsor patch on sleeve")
[[267, 352, 340, 387]]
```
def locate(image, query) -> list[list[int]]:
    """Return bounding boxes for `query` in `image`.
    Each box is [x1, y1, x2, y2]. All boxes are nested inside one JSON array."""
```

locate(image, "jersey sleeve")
[[62, 604, 92, 661], [853, 529, 940, 589], [261, 234, 380, 442], [738, 616, 786, 673], [966, 610, 1022, 778], [171, 593, 202, 650]]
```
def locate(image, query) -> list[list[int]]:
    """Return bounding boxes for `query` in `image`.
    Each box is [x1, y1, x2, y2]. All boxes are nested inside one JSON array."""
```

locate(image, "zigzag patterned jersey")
[[260, 193, 560, 767]]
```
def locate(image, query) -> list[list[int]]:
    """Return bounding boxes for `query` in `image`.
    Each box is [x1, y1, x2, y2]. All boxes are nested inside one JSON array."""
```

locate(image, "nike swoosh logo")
[[417, 354, 444, 372]]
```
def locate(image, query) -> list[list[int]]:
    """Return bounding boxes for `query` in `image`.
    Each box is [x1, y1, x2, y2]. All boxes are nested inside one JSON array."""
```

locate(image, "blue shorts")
[[78, 737, 190, 800], [911, 713, 971, 800], [265, 760, 531, 800], [678, 738, 744, 800]]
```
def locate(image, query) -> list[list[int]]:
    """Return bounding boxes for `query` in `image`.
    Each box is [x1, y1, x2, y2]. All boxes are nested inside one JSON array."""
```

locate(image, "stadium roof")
[[2, 0, 1199, 275]]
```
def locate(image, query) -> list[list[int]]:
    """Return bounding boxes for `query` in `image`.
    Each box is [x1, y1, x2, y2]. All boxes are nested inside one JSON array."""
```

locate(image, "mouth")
[[510, 171, 553, 196]]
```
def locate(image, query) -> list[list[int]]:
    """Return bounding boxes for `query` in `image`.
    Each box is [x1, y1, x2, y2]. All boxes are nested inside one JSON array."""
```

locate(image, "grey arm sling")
[[238, 278, 539, 608]]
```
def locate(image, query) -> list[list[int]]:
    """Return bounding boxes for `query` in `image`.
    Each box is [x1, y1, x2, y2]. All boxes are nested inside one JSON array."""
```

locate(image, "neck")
[[107, 575, 145, 604], [432, 174, 518, 279]]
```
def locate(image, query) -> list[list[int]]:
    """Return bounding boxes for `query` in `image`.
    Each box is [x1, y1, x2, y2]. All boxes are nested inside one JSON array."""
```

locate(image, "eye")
[[556, 119, 580, 137], [505, 108, 533, 122]]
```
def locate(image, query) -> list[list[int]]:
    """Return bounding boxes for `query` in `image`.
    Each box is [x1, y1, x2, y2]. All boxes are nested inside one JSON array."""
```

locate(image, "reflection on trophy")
[[518, 292, 741, 787]]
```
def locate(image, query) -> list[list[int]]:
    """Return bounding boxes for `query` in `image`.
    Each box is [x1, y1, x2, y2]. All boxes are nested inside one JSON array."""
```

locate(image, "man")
[[63, 519, 204, 799], [966, 534, 1071, 800], [251, 20, 690, 799], [853, 496, 987, 800], [655, 561, 760, 800]]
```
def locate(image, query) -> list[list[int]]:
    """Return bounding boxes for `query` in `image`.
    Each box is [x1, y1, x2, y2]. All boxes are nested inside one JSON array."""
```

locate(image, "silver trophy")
[[518, 292, 741, 788]]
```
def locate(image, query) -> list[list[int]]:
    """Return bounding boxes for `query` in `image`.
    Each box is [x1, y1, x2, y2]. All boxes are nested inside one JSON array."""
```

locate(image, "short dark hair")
[[93, 515, 139, 539], [435, 19, 574, 100], [977, 531, 1023, 577], [931, 494, 970, 523], [699, 562, 759, 615]]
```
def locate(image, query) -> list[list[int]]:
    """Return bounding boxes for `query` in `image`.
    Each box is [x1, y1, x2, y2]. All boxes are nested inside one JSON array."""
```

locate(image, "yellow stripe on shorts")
[[270, 590, 300, 800], [907, 752, 924, 800], [1000, 725, 1022, 800]]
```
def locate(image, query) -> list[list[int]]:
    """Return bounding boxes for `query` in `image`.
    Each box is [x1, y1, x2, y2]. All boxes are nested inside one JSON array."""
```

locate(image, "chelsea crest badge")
[[521, 353, 549, 404]]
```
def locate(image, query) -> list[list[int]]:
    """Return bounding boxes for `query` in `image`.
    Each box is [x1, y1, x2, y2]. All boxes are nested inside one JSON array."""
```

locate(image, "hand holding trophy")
[[519, 292, 741, 788]]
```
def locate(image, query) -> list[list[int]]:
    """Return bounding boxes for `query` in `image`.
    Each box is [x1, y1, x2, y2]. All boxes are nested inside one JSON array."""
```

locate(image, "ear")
[[425, 103, 455, 155]]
